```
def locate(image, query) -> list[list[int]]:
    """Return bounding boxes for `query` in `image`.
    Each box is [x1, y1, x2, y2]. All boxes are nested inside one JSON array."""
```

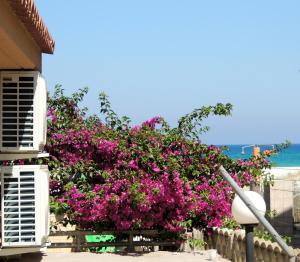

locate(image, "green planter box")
[[85, 234, 116, 253]]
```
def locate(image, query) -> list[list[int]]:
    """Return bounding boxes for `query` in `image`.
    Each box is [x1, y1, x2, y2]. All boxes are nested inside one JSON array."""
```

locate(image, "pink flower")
[[152, 167, 160, 173], [128, 160, 138, 170], [142, 116, 161, 129]]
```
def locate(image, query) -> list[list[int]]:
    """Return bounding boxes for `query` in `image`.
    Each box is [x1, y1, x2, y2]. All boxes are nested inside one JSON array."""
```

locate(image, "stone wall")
[[207, 228, 300, 262], [48, 214, 76, 253]]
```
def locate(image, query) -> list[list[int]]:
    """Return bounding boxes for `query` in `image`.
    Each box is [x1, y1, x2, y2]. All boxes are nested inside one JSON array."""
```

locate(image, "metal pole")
[[249, 180, 254, 191], [218, 166, 295, 262], [245, 225, 254, 262]]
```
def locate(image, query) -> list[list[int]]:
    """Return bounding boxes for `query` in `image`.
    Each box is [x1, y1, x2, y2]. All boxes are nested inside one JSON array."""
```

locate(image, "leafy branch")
[[273, 140, 291, 153], [177, 103, 233, 140], [99, 92, 131, 131]]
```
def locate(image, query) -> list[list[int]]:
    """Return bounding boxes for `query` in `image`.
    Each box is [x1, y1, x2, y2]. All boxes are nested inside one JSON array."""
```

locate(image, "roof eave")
[[8, 0, 55, 54]]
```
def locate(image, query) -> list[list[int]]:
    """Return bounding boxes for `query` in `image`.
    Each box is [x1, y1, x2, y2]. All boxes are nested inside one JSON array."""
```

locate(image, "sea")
[[221, 144, 300, 167]]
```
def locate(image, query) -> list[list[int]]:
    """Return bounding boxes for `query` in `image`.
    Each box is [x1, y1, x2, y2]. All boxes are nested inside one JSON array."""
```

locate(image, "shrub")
[[46, 85, 270, 233]]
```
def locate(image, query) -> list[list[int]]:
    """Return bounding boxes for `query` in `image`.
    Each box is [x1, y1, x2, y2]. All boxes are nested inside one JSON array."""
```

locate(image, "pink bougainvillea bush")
[[45, 86, 271, 233]]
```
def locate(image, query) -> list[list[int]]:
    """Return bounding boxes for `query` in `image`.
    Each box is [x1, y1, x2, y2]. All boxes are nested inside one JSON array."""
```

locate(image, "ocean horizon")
[[220, 143, 300, 167]]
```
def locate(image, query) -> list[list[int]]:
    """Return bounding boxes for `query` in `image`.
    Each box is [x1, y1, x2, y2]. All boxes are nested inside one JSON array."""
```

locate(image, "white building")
[[0, 0, 54, 257]]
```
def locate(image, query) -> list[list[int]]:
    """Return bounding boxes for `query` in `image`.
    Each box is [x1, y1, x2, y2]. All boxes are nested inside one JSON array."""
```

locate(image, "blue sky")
[[35, 0, 300, 145]]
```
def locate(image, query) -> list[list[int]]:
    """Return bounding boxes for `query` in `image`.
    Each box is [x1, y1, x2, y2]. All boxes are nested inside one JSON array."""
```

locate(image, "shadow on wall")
[[264, 168, 300, 247], [263, 185, 300, 248]]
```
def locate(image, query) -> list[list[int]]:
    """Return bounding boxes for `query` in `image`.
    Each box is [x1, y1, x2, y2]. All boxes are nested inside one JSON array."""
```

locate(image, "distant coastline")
[[220, 144, 300, 167]]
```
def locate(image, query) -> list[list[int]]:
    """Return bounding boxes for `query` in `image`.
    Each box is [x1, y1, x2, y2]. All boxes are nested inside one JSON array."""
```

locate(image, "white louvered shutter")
[[1, 165, 49, 247], [0, 71, 47, 152]]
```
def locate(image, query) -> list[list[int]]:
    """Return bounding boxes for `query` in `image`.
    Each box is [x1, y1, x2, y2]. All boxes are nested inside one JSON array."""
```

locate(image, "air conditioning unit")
[[0, 71, 47, 152], [1, 165, 49, 247]]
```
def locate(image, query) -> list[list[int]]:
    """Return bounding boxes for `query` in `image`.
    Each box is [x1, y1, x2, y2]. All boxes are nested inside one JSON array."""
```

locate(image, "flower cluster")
[[64, 172, 194, 232], [46, 86, 270, 233]]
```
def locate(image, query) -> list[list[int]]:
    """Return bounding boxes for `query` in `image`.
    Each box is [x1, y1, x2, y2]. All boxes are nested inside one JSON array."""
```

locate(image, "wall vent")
[[1, 165, 49, 247], [0, 71, 47, 152]]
